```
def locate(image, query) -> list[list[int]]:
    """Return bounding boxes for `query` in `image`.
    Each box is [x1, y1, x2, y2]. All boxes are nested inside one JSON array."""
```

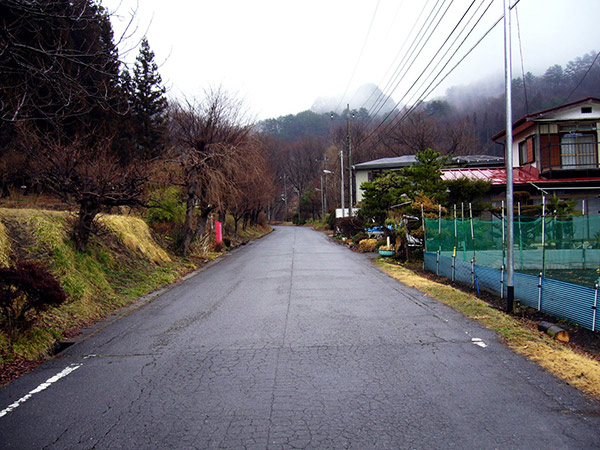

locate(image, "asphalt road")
[[1, 226, 599, 449]]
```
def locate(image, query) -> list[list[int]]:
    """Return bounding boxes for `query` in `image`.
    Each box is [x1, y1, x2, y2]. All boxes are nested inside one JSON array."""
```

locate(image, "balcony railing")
[[539, 141, 600, 175]]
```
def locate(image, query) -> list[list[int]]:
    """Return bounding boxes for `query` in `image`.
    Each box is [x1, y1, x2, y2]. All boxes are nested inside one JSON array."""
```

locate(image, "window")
[[581, 106, 592, 114], [560, 133, 596, 169], [518, 140, 528, 165], [518, 136, 536, 165]]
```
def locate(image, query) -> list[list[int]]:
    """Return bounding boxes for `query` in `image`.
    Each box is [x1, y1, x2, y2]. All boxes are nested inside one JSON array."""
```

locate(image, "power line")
[[377, 0, 485, 123], [567, 49, 600, 101], [359, 0, 524, 151], [358, 0, 503, 150], [367, 0, 451, 119], [359, 0, 439, 116], [373, 3, 498, 147], [364, 0, 489, 137], [515, 4, 529, 113], [333, 0, 381, 114], [393, 0, 493, 119]]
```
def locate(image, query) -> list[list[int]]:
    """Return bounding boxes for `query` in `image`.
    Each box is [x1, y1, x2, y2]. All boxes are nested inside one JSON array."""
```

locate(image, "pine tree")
[[113, 66, 136, 162], [132, 37, 168, 159]]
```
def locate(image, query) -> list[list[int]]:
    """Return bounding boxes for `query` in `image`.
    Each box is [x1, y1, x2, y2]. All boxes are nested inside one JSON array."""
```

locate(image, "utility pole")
[[340, 145, 345, 218], [504, 0, 515, 313], [332, 113, 345, 218], [323, 169, 332, 217], [347, 104, 354, 216], [283, 172, 288, 222], [316, 157, 329, 219]]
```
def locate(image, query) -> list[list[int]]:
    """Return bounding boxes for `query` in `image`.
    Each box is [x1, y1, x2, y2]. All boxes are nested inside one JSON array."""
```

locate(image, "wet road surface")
[[1, 226, 599, 449]]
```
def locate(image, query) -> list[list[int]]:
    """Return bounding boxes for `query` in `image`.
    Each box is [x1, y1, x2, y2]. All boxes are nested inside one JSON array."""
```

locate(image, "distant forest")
[[1, 0, 597, 229], [259, 50, 600, 158]]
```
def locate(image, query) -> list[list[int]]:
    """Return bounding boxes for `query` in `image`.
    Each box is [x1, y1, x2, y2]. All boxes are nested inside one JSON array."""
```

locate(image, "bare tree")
[[281, 138, 324, 203], [169, 89, 252, 256], [383, 110, 439, 156], [442, 119, 479, 155], [30, 138, 148, 251], [226, 139, 275, 237]]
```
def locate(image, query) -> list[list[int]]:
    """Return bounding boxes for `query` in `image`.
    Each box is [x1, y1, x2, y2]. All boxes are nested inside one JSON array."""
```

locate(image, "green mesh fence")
[[424, 215, 600, 288]]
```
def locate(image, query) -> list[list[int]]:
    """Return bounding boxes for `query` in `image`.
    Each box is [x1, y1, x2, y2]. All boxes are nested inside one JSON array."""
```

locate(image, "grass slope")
[[0, 209, 192, 369]]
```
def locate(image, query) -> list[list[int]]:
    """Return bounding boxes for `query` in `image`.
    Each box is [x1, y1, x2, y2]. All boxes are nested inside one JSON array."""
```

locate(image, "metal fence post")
[[436, 250, 440, 276], [471, 258, 475, 288], [538, 272, 543, 311], [593, 283, 598, 332], [500, 265, 505, 299], [452, 255, 456, 282]]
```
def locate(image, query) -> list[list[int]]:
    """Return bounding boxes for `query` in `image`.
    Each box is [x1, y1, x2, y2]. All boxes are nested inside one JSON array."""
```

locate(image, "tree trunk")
[[233, 213, 241, 239], [219, 210, 226, 233], [194, 208, 212, 239], [180, 183, 197, 257], [74, 198, 100, 252]]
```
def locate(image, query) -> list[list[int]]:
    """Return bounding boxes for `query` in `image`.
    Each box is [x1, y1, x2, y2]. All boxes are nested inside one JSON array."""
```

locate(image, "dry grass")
[[0, 207, 270, 373], [0, 208, 66, 219], [0, 208, 186, 366], [100, 214, 171, 264], [358, 238, 378, 252], [0, 220, 9, 267], [376, 259, 600, 402]]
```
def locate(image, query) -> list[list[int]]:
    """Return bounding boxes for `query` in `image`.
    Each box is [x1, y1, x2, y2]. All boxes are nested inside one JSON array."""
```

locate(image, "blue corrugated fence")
[[424, 252, 598, 332]]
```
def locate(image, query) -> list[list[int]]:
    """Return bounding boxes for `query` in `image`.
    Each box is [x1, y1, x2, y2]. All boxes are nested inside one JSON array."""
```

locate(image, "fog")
[[102, 0, 600, 120]]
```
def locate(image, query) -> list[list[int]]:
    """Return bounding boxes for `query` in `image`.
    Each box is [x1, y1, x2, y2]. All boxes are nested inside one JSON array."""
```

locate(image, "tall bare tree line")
[[0, 1, 276, 255]]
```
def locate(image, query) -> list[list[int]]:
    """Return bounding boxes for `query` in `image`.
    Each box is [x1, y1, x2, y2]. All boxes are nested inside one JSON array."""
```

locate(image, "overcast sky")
[[103, 0, 600, 120]]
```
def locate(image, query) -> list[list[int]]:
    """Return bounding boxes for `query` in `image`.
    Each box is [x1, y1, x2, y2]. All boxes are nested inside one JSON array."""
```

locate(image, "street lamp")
[[280, 173, 288, 222], [316, 157, 329, 220], [322, 169, 332, 219]]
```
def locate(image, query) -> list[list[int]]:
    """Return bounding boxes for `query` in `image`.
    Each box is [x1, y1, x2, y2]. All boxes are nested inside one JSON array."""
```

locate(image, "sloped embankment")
[[0, 208, 190, 378]]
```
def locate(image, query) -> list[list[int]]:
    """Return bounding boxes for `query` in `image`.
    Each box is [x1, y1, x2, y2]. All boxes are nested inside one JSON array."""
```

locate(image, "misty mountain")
[[259, 50, 600, 156], [311, 83, 396, 115]]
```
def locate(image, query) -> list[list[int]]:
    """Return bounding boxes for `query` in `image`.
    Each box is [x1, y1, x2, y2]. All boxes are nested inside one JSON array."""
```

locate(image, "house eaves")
[[491, 97, 600, 141], [353, 155, 416, 170], [353, 154, 504, 171]]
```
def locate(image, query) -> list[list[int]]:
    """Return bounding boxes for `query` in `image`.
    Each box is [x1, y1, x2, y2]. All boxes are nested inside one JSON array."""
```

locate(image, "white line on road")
[[0, 363, 82, 418], [471, 338, 487, 348]]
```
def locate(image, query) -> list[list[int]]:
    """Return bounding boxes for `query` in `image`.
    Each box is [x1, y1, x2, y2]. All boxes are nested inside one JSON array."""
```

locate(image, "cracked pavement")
[[1, 226, 599, 449]]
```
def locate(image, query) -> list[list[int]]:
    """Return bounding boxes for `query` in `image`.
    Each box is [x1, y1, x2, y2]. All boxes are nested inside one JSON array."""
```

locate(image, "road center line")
[[0, 363, 82, 418]]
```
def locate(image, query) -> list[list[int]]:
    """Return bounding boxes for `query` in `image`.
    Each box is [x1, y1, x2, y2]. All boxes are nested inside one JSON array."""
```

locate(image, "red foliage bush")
[[336, 216, 364, 237], [0, 261, 66, 332]]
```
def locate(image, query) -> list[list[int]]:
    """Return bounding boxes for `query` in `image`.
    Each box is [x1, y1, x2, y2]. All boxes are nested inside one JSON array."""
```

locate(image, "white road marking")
[[0, 363, 82, 418], [471, 338, 487, 348]]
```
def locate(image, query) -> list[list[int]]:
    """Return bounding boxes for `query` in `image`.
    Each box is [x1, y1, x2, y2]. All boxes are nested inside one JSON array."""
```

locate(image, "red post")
[[215, 220, 223, 243]]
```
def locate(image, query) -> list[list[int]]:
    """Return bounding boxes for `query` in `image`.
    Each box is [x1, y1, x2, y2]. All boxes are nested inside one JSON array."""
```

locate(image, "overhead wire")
[[515, 4, 529, 113], [358, 0, 506, 150], [383, 1, 496, 129], [368, 0, 483, 128], [566, 49, 600, 101], [385, 0, 408, 39], [359, 0, 485, 138], [333, 0, 382, 114], [386, 0, 493, 123], [359, 0, 437, 115], [367, 0, 452, 119], [360, 0, 524, 150]]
